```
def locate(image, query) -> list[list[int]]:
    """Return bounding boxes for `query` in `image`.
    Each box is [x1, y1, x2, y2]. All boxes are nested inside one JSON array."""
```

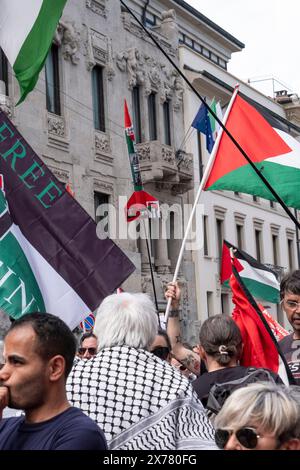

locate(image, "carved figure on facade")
[[173, 73, 184, 112], [0, 95, 12, 118], [55, 20, 80, 65], [48, 114, 66, 138], [86, 0, 107, 17], [95, 132, 110, 155], [116, 48, 145, 89]]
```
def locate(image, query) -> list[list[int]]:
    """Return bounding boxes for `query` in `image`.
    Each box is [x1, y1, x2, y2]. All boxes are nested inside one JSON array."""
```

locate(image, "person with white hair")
[[214, 382, 300, 450], [67, 292, 216, 450]]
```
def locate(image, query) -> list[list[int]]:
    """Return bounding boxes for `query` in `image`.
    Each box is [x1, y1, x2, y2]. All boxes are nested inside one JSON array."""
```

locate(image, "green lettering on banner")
[[0, 191, 45, 319], [36, 180, 62, 209], [19, 160, 45, 189], [1, 139, 27, 170], [0, 122, 14, 143]]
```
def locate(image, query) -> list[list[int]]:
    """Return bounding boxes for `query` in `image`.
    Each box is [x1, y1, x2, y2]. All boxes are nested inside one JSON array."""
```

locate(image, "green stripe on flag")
[[208, 161, 300, 209], [242, 277, 280, 304], [13, 0, 67, 104]]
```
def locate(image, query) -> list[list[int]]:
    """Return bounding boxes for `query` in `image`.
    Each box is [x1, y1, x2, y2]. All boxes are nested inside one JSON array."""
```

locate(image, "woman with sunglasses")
[[214, 382, 300, 450]]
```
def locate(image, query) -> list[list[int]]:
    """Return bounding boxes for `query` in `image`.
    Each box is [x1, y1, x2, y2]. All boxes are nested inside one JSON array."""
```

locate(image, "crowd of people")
[[0, 270, 300, 450]]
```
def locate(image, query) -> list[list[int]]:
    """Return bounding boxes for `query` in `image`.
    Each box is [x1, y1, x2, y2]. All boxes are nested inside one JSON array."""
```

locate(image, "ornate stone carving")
[[117, 48, 180, 101], [121, 12, 176, 58], [162, 147, 175, 165], [0, 94, 12, 118], [55, 21, 80, 65], [47, 166, 70, 183], [48, 114, 66, 137], [136, 144, 151, 162], [86, 0, 107, 17], [95, 132, 110, 155], [173, 74, 184, 112], [94, 179, 113, 194], [83, 26, 108, 70]]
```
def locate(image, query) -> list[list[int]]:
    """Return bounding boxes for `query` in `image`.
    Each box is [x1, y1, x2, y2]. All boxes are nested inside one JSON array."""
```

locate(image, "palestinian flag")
[[0, 0, 67, 104], [0, 110, 135, 329], [221, 240, 280, 303], [204, 93, 300, 209], [124, 100, 158, 222], [231, 268, 293, 385]]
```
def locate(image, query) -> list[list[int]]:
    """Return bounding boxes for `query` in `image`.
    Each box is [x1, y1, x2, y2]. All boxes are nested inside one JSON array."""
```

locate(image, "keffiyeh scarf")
[[67, 346, 215, 450]]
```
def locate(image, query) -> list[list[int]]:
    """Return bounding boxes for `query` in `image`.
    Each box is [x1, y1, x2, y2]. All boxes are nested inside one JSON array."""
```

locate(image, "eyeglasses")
[[215, 427, 261, 449], [78, 347, 97, 356], [282, 299, 300, 310], [151, 346, 170, 360]]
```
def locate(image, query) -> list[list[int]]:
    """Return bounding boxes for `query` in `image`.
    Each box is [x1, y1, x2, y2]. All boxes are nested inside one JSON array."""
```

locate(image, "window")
[[203, 215, 209, 256], [163, 100, 171, 146], [0, 48, 8, 95], [272, 234, 279, 266], [132, 86, 142, 143], [236, 224, 243, 249], [148, 93, 157, 141], [270, 200, 276, 209], [287, 238, 295, 271], [216, 218, 224, 264], [45, 44, 61, 115], [207, 291, 214, 317], [92, 66, 105, 132], [197, 132, 204, 181], [253, 195, 259, 203], [94, 192, 109, 224], [221, 293, 229, 315], [255, 229, 262, 262]]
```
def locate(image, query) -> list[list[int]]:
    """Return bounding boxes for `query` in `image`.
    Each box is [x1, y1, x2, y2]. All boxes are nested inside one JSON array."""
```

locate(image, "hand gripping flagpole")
[[164, 86, 240, 322]]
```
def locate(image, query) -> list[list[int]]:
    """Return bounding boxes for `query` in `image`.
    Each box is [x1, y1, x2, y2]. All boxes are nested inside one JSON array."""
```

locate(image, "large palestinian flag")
[[204, 93, 300, 209], [0, 110, 135, 329], [0, 0, 67, 104], [221, 240, 280, 304]]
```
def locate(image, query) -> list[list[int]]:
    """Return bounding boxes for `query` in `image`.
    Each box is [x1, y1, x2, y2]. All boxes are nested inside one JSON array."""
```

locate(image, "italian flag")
[[221, 240, 280, 304], [0, 0, 67, 104], [204, 93, 300, 209]]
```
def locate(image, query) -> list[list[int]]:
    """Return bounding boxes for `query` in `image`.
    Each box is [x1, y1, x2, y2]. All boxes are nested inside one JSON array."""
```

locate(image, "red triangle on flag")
[[220, 241, 243, 284], [205, 95, 291, 189]]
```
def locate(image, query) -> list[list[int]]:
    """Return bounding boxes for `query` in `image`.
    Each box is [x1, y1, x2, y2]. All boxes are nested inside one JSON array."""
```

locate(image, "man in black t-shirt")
[[0, 313, 107, 450], [279, 271, 300, 385]]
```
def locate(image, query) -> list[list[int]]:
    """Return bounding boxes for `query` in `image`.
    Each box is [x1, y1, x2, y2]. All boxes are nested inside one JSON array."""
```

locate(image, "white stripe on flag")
[[239, 260, 279, 290], [0, 0, 43, 64], [11, 224, 90, 330]]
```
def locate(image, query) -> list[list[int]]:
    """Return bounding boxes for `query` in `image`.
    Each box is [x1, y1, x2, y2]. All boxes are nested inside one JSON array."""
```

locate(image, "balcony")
[[136, 141, 193, 194]]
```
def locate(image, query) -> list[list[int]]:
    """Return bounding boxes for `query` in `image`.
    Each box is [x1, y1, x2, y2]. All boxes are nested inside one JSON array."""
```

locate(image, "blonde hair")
[[215, 382, 300, 440], [94, 292, 158, 351]]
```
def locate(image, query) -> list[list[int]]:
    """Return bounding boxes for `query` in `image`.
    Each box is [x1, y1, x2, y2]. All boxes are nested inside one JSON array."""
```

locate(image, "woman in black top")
[[192, 315, 282, 407]]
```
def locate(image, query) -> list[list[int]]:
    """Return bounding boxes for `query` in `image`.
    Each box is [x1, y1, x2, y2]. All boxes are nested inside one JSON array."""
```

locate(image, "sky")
[[185, 0, 300, 97]]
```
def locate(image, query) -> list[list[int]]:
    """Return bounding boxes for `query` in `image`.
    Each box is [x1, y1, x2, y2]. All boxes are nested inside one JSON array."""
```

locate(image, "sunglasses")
[[78, 347, 97, 356], [215, 427, 261, 449], [151, 346, 170, 360]]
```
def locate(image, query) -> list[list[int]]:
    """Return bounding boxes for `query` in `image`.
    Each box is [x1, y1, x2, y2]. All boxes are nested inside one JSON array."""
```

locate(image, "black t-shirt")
[[0, 406, 107, 450], [279, 333, 300, 385], [192, 365, 283, 406]]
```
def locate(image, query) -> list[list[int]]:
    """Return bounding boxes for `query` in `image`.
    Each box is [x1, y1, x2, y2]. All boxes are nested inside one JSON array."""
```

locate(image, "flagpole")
[[164, 86, 240, 322], [141, 219, 160, 318], [120, 0, 300, 231]]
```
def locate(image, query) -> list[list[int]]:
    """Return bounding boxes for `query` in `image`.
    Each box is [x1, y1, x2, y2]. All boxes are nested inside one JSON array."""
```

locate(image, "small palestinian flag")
[[221, 240, 280, 304]]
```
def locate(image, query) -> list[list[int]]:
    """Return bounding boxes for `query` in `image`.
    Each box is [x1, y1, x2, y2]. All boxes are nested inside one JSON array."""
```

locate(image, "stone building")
[[1, 0, 299, 341]]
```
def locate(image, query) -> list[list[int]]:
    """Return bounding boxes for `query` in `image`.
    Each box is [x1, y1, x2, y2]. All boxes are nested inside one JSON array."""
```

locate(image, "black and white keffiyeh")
[[67, 346, 216, 450]]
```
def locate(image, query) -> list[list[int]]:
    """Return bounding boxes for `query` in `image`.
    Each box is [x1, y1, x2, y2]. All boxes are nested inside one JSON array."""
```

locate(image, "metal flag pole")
[[164, 87, 240, 321], [141, 218, 160, 317]]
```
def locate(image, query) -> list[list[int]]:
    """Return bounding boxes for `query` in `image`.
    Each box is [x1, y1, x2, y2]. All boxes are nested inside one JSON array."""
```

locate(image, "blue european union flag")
[[192, 103, 215, 153]]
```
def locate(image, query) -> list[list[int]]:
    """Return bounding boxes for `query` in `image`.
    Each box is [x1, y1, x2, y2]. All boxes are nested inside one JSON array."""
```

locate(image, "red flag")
[[231, 273, 279, 372]]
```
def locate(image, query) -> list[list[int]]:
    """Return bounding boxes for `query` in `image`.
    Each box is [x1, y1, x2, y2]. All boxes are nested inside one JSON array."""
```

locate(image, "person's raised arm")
[[166, 282, 201, 376]]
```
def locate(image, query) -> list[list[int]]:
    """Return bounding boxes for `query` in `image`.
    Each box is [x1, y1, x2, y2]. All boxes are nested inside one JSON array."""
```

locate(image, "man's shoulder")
[[0, 416, 23, 436], [279, 333, 293, 346]]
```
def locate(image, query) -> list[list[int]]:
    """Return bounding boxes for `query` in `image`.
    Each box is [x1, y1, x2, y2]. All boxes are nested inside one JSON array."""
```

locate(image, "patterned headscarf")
[[67, 346, 216, 450]]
